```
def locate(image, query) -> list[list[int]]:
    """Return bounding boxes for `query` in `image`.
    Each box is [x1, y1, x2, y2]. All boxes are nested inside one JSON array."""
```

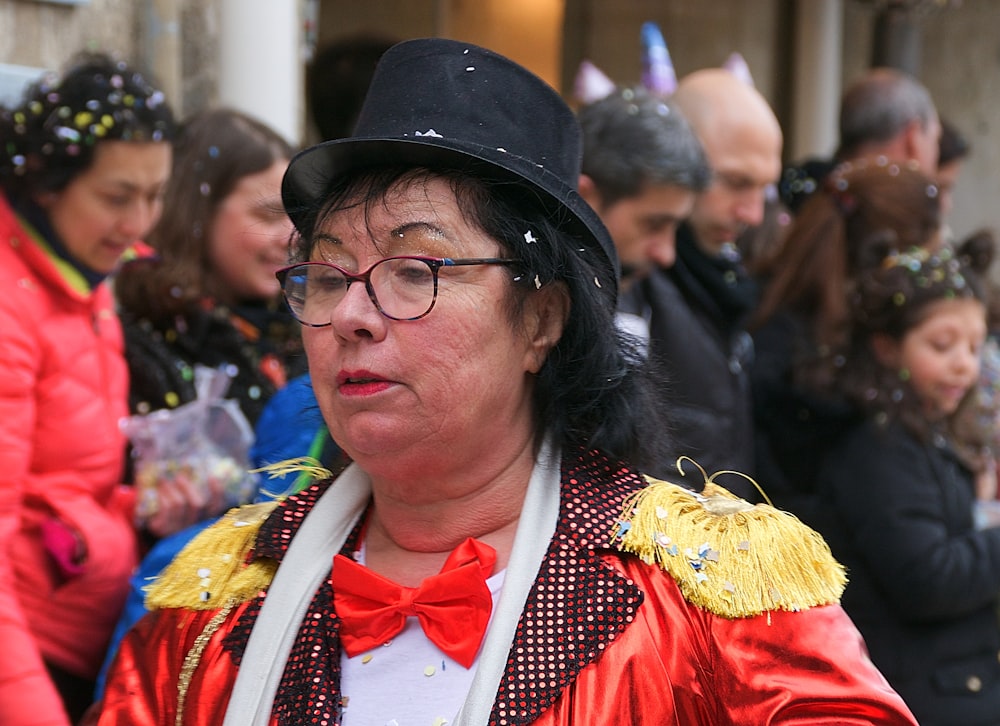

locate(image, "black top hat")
[[282, 37, 619, 294]]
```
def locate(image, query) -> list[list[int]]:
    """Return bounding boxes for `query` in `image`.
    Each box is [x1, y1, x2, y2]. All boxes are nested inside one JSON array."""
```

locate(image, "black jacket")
[[619, 226, 757, 496], [817, 419, 1000, 726], [120, 300, 305, 428]]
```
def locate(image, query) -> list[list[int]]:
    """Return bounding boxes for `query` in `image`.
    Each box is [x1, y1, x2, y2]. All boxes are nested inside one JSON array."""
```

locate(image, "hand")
[[140, 469, 229, 539], [40, 517, 86, 579], [141, 468, 209, 537], [975, 455, 998, 501]]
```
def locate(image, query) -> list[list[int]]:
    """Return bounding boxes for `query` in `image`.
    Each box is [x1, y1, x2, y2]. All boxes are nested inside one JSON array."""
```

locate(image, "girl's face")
[[878, 297, 987, 419], [208, 159, 292, 303]]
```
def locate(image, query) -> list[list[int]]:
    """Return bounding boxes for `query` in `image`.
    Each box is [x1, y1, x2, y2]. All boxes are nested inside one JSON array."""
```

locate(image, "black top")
[[619, 225, 757, 496], [750, 308, 861, 522], [816, 419, 1000, 726], [119, 296, 305, 428]]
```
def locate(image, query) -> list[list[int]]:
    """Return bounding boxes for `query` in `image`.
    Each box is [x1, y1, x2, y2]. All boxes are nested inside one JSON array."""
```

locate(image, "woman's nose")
[[328, 278, 386, 339]]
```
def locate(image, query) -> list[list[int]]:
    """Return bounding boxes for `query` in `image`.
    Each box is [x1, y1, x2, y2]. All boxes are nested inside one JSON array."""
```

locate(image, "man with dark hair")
[[578, 87, 711, 285]]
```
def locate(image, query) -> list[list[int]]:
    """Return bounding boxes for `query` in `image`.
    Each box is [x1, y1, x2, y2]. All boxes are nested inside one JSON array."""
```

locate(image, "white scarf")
[[223, 440, 562, 726]]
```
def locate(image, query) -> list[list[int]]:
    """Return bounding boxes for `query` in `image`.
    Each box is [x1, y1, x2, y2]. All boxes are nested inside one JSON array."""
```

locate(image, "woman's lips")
[[104, 240, 132, 256], [337, 371, 393, 396]]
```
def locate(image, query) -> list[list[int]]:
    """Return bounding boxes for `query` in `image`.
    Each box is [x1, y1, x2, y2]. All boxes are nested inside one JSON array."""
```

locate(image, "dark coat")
[[750, 309, 861, 524], [119, 295, 305, 429], [620, 226, 756, 496], [817, 419, 1000, 726]]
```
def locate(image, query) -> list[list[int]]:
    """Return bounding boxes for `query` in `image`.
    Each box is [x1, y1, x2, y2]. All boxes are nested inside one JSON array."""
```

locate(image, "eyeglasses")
[[276, 256, 521, 325]]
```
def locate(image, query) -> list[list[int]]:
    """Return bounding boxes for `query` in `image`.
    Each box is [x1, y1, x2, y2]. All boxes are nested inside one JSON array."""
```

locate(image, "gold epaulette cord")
[[148, 459, 337, 725], [146, 457, 335, 611]]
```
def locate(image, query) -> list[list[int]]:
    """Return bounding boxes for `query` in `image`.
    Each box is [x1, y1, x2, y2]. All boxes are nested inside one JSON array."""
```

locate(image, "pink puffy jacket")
[[0, 195, 137, 726]]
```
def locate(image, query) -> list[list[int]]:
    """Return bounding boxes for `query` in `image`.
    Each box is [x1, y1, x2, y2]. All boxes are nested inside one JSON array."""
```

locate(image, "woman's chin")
[[338, 422, 425, 467]]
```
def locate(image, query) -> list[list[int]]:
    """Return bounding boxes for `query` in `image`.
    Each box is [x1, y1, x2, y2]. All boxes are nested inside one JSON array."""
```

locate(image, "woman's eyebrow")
[[389, 221, 446, 239], [313, 232, 341, 246]]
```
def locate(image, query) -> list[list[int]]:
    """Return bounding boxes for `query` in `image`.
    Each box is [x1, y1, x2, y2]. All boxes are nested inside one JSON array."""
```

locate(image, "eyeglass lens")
[[282, 258, 438, 324]]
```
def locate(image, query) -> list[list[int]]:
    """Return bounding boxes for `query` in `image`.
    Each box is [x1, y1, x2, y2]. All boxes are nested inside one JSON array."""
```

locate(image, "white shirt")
[[340, 546, 506, 726]]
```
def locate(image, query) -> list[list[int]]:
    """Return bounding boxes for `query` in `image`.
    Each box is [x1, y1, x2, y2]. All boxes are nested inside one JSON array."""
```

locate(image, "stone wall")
[[0, 0, 138, 72], [0, 0, 219, 116]]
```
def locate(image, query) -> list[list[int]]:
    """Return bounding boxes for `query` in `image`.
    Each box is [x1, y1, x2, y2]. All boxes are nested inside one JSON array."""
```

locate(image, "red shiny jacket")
[[100, 450, 916, 725]]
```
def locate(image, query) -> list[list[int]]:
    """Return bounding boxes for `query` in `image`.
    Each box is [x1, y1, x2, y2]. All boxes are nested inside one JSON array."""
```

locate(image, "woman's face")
[[37, 140, 172, 274], [302, 176, 565, 484], [208, 159, 292, 303]]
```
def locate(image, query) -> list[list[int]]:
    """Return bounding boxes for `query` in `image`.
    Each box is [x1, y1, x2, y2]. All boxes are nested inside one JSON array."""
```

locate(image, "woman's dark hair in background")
[[115, 107, 294, 320], [752, 162, 943, 388], [957, 227, 1000, 328], [291, 166, 674, 471], [938, 117, 971, 169], [0, 51, 175, 201]]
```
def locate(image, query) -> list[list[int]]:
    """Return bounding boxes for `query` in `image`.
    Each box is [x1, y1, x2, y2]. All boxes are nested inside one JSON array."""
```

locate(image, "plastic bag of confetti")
[[121, 365, 258, 526]]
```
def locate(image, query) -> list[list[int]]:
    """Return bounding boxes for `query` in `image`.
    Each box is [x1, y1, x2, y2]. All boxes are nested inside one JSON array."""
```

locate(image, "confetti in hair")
[[0, 52, 176, 196]]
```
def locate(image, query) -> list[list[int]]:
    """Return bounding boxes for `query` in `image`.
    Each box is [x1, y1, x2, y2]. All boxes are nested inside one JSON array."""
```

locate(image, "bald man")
[[620, 68, 782, 491], [672, 69, 784, 255]]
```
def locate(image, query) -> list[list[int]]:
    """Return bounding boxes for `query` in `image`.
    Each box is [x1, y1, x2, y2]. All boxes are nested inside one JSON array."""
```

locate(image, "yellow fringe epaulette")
[[612, 461, 847, 619], [145, 501, 281, 611]]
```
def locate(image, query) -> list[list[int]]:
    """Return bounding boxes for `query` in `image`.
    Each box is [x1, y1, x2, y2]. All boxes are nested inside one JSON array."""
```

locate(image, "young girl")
[[750, 162, 944, 523], [816, 245, 1000, 725]]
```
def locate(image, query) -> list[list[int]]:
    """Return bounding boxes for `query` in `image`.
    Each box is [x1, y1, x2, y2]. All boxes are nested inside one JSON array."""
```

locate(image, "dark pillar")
[[871, 2, 921, 74]]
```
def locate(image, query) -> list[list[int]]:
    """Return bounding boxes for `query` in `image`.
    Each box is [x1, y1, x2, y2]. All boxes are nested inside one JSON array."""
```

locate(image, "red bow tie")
[[332, 537, 497, 669]]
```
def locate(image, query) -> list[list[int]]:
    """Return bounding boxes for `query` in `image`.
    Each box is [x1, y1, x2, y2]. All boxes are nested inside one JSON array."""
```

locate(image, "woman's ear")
[[870, 332, 900, 369], [523, 280, 570, 374]]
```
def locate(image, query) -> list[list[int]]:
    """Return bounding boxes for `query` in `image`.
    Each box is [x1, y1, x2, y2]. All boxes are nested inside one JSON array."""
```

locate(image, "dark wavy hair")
[[0, 51, 176, 201], [115, 107, 294, 320], [839, 246, 988, 448], [289, 166, 673, 470]]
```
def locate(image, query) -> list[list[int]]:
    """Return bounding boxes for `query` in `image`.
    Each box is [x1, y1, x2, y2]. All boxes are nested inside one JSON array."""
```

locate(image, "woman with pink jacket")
[[0, 52, 175, 725]]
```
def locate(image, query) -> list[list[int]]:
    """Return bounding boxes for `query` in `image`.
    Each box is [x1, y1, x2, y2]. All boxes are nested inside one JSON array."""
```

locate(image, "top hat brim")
[[281, 135, 620, 288]]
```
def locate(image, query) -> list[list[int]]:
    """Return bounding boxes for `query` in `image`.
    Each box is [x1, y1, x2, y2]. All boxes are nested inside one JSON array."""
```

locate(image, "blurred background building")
[[0, 0, 995, 244]]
